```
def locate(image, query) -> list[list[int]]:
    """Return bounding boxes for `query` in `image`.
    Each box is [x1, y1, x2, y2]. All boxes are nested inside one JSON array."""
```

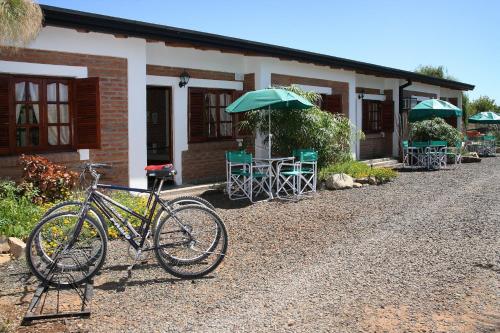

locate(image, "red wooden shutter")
[[0, 77, 10, 155], [189, 88, 205, 142], [445, 117, 458, 128], [448, 97, 458, 106], [362, 100, 369, 131], [74, 77, 101, 149], [382, 100, 395, 132], [323, 94, 343, 114]]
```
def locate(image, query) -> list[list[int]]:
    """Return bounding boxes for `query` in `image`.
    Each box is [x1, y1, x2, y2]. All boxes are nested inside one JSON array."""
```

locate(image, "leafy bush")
[[0, 180, 47, 239], [319, 160, 398, 183], [20, 155, 78, 204], [239, 85, 363, 167], [409, 117, 463, 146]]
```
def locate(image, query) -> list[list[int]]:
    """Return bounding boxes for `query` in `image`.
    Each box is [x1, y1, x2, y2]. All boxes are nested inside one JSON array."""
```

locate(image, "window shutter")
[[0, 77, 10, 155], [189, 89, 205, 142], [448, 97, 458, 106], [362, 100, 369, 131], [74, 77, 101, 149], [323, 94, 343, 114], [382, 100, 394, 132]]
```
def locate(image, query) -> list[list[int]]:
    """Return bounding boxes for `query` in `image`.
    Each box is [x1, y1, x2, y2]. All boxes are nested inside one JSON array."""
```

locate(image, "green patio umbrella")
[[409, 99, 462, 122], [468, 111, 500, 124], [226, 88, 314, 158]]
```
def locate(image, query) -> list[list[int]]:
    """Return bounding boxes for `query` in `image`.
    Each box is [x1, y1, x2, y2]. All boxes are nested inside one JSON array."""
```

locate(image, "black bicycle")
[[26, 163, 228, 287]]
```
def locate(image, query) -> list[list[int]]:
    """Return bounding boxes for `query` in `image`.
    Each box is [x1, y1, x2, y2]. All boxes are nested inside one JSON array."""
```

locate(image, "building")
[[0, 5, 474, 188]]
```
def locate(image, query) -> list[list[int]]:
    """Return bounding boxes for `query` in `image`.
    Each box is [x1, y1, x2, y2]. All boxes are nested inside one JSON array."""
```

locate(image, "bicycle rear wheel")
[[26, 211, 107, 287], [154, 205, 227, 279]]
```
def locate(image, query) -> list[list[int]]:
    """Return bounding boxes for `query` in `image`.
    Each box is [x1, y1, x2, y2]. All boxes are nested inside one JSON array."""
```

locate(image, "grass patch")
[[319, 160, 398, 183]]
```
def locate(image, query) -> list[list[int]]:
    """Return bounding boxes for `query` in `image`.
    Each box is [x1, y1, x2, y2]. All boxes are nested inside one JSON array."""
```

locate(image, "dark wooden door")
[[146, 86, 171, 165]]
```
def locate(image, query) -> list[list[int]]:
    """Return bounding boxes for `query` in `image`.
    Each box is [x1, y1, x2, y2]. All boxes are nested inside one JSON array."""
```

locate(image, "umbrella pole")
[[268, 105, 272, 159]]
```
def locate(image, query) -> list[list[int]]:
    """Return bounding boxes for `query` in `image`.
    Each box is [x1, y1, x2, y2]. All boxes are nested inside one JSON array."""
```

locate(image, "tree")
[[0, 0, 43, 50], [415, 65, 457, 81], [468, 96, 500, 115], [239, 86, 363, 168]]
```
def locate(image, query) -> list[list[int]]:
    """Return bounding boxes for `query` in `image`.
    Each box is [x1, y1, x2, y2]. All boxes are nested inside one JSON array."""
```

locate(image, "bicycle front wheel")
[[26, 211, 107, 287], [154, 205, 227, 279]]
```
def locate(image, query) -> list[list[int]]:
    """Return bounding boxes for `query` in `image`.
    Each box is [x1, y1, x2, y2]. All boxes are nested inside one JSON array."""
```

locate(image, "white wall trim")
[[363, 94, 386, 101], [412, 95, 430, 102], [0, 60, 88, 78], [294, 84, 332, 95]]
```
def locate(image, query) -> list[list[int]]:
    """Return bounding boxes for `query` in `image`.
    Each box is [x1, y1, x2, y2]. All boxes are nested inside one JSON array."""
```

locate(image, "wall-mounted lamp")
[[179, 70, 190, 88], [358, 89, 365, 100]]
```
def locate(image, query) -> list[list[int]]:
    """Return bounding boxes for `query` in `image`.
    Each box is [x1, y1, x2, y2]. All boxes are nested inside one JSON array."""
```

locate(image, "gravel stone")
[[0, 157, 499, 332]]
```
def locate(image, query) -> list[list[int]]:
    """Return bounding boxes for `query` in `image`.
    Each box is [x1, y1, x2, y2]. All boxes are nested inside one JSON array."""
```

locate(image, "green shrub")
[[409, 117, 463, 145], [0, 178, 149, 240], [369, 167, 398, 183], [0, 180, 46, 239], [319, 160, 398, 183], [239, 85, 363, 168]]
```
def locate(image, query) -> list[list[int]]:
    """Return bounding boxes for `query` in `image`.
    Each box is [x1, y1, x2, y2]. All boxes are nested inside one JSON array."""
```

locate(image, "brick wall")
[[182, 140, 239, 184], [360, 134, 393, 160], [403, 90, 437, 99], [271, 73, 349, 115], [147, 65, 240, 82], [0, 48, 129, 185]]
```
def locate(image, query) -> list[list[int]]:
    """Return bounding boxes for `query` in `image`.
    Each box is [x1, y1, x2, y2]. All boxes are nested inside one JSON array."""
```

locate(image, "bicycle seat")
[[145, 164, 177, 178]]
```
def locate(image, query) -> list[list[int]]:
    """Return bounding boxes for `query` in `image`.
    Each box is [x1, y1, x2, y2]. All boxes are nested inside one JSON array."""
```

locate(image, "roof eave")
[[40, 5, 475, 91]]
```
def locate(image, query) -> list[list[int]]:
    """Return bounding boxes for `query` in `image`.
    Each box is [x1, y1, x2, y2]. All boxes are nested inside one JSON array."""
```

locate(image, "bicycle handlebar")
[[84, 162, 112, 170]]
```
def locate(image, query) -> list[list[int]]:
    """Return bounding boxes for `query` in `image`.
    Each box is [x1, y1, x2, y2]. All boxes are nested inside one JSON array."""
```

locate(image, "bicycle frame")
[[74, 176, 180, 252]]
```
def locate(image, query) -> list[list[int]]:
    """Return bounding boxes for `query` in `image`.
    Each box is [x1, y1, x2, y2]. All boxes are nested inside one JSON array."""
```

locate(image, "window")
[[401, 97, 417, 110], [0, 75, 101, 155], [189, 88, 234, 141], [12, 77, 72, 152], [47, 80, 71, 147], [362, 100, 382, 133]]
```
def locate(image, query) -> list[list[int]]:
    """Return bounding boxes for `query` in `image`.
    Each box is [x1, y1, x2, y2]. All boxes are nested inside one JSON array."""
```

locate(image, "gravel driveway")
[[1, 157, 499, 332]]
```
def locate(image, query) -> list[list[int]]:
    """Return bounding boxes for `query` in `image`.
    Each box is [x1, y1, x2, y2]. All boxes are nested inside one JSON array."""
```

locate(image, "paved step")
[[361, 158, 403, 169], [159, 182, 224, 200]]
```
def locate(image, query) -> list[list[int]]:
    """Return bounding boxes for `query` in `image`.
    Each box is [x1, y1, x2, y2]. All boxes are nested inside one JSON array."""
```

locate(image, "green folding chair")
[[225, 151, 271, 202]]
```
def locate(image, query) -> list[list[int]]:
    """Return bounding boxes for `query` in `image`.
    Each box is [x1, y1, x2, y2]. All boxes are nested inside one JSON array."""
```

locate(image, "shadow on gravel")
[[100, 262, 159, 272], [96, 275, 214, 292], [198, 191, 254, 210]]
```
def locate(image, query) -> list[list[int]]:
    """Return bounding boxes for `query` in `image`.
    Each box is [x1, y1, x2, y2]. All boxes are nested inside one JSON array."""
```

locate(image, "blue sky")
[[40, 0, 499, 102]]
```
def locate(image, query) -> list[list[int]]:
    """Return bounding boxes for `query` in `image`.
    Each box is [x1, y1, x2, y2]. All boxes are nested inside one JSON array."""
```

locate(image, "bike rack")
[[22, 251, 95, 325]]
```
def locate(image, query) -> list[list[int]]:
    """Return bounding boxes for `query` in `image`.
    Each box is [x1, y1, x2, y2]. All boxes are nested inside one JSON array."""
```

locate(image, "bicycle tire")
[[26, 211, 108, 287], [154, 204, 227, 279], [151, 196, 216, 236], [167, 195, 215, 210]]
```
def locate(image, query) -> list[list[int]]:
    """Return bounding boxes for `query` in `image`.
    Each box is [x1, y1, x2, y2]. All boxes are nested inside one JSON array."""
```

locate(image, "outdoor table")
[[466, 138, 496, 156], [253, 156, 294, 199], [412, 143, 447, 170]]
